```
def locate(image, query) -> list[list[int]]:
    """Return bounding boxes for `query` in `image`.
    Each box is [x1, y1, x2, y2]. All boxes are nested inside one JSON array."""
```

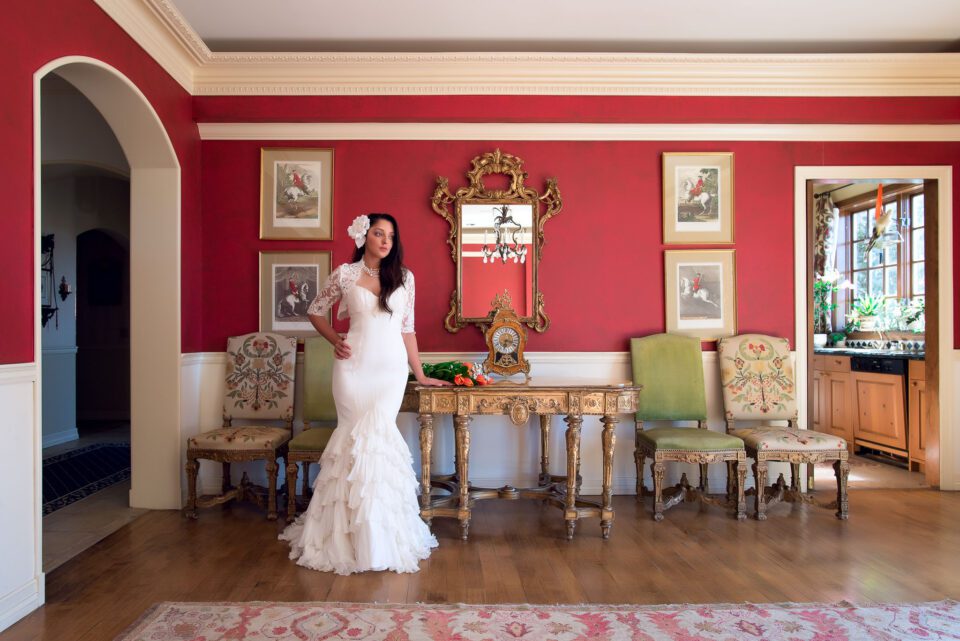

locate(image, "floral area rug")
[[116, 600, 960, 640]]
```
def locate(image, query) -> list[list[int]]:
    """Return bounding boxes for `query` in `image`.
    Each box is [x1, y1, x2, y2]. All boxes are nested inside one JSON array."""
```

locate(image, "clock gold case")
[[483, 291, 530, 379]]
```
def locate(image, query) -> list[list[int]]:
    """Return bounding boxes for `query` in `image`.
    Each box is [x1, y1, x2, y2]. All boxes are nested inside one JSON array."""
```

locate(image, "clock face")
[[492, 326, 520, 354]]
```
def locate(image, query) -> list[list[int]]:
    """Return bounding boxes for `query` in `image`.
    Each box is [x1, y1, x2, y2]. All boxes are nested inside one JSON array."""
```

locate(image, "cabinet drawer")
[[812, 355, 826, 371], [824, 356, 851, 373]]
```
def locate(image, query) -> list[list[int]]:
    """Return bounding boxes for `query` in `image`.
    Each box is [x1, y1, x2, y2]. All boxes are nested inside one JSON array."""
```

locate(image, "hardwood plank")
[[4, 491, 960, 640]]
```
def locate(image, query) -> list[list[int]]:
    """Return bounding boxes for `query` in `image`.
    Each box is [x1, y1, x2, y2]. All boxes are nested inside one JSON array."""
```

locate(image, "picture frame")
[[259, 251, 332, 339], [260, 148, 334, 240], [664, 249, 737, 340], [662, 152, 734, 244]]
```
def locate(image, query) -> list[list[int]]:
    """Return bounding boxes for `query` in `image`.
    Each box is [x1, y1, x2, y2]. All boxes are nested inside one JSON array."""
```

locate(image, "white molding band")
[[0, 363, 38, 385], [95, 0, 960, 97], [198, 122, 960, 142]]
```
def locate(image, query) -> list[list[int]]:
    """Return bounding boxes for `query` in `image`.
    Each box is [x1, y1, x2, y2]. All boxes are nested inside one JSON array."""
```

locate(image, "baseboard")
[[0, 575, 44, 634], [42, 428, 79, 449]]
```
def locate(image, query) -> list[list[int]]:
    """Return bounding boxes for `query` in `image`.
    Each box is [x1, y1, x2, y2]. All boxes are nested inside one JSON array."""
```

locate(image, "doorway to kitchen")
[[795, 167, 953, 491]]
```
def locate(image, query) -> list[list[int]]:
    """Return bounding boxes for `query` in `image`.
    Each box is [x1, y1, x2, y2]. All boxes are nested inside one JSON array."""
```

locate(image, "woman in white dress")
[[279, 213, 448, 575]]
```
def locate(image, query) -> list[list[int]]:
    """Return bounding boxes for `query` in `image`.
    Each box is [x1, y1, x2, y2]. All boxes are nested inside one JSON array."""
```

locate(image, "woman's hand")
[[416, 375, 452, 387], [334, 335, 352, 360]]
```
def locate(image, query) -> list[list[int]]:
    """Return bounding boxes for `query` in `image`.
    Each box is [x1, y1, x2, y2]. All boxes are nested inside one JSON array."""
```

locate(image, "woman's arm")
[[309, 314, 351, 360], [403, 332, 449, 386]]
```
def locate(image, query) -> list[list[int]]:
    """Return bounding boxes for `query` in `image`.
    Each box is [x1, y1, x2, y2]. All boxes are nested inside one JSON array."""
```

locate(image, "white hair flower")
[[347, 215, 370, 248]]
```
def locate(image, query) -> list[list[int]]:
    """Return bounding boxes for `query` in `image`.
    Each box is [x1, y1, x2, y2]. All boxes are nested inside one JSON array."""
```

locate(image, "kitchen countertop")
[[814, 347, 925, 361]]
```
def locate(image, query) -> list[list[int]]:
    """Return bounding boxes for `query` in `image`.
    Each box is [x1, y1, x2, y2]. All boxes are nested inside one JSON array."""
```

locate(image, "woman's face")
[[365, 219, 395, 260]]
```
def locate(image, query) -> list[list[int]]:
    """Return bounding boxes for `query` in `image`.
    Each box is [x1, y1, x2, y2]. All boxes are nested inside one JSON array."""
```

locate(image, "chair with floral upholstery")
[[184, 332, 297, 521], [632, 334, 747, 521], [717, 334, 849, 520], [285, 336, 337, 523]]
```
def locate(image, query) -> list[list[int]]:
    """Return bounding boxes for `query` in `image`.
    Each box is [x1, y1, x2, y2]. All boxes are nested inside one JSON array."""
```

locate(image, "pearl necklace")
[[360, 262, 380, 278]]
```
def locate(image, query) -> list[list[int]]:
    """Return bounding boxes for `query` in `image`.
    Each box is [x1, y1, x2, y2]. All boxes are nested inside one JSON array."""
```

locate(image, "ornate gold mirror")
[[432, 149, 562, 333]]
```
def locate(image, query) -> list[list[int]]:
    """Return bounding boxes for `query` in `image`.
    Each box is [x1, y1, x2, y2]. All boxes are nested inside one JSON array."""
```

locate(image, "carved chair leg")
[[301, 462, 311, 497], [286, 460, 299, 524], [834, 458, 850, 520], [699, 463, 709, 492], [807, 463, 815, 493], [635, 451, 646, 499], [221, 462, 232, 494], [266, 457, 279, 521], [184, 457, 199, 519], [735, 460, 747, 521], [652, 461, 665, 522], [753, 460, 769, 521], [790, 463, 800, 491]]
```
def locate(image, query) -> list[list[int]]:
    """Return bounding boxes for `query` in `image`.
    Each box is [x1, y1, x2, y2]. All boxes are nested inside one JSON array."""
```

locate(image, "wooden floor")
[[5, 489, 960, 640]]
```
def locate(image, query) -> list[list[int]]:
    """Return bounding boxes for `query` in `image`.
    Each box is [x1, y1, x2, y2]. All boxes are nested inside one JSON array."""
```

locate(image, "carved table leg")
[[699, 463, 709, 493], [735, 459, 747, 521], [652, 460, 665, 521], [600, 414, 617, 539], [454, 414, 472, 540], [418, 413, 434, 526], [753, 460, 769, 521], [564, 413, 582, 540], [222, 462, 232, 494], [285, 460, 299, 523], [834, 458, 850, 520], [539, 414, 551, 486], [266, 457, 279, 521], [184, 457, 199, 519], [790, 463, 801, 491]]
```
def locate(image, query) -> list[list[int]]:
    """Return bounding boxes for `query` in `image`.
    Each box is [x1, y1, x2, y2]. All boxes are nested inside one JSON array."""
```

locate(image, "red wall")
[[0, 0, 201, 364], [199, 136, 960, 352]]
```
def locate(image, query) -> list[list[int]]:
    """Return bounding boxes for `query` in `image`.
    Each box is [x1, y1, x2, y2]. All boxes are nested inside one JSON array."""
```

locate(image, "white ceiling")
[[168, 0, 960, 53]]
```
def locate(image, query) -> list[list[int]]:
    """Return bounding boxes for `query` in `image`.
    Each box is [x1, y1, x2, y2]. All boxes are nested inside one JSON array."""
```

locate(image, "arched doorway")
[[34, 57, 182, 512]]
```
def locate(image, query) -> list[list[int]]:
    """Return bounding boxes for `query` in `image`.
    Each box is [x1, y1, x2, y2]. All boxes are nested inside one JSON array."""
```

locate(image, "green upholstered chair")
[[285, 336, 337, 522], [185, 332, 297, 521], [718, 334, 849, 520], [631, 334, 747, 521]]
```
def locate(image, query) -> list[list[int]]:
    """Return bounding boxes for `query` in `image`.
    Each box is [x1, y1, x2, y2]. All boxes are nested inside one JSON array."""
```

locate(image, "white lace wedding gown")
[[279, 261, 438, 574]]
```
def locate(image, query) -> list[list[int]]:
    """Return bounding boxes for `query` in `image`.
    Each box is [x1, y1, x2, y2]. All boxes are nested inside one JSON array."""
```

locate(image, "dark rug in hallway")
[[43, 443, 131, 515]]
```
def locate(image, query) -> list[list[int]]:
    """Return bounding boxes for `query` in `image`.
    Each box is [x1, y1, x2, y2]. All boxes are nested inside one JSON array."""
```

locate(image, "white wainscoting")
[[0, 363, 44, 634], [179, 350, 805, 499]]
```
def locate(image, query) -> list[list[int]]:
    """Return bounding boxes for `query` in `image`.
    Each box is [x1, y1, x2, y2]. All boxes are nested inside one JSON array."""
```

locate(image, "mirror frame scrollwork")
[[431, 149, 562, 333]]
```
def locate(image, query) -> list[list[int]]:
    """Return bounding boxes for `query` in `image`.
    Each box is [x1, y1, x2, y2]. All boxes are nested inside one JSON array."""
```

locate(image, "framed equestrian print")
[[259, 250, 332, 338], [260, 148, 334, 240], [662, 152, 734, 244], [664, 249, 737, 340]]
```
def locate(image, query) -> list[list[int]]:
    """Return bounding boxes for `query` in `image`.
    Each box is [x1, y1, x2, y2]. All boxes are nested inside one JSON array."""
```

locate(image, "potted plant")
[[829, 331, 847, 348], [852, 294, 883, 331], [813, 270, 853, 347]]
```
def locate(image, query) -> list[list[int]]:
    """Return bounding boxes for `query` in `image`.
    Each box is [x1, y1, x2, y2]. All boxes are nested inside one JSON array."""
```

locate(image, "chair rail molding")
[[95, 0, 960, 97]]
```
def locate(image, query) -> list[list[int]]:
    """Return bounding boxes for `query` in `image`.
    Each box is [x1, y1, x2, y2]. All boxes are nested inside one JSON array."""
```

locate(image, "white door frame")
[[793, 166, 954, 488]]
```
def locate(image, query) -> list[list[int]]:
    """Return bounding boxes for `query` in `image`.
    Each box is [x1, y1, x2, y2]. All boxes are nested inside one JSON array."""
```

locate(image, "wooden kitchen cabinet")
[[853, 370, 907, 454], [908, 359, 927, 472], [811, 355, 855, 453]]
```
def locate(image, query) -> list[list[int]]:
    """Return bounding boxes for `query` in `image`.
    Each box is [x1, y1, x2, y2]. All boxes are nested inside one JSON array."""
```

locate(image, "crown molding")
[[99, 0, 960, 97], [92, 0, 207, 93], [193, 51, 960, 96], [198, 122, 960, 142]]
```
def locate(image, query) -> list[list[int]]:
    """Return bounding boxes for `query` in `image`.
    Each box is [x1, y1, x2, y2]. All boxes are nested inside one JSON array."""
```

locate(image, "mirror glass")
[[460, 202, 535, 318]]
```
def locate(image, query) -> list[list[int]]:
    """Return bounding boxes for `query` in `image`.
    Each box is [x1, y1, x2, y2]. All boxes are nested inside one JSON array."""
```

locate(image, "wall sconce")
[[58, 276, 72, 301]]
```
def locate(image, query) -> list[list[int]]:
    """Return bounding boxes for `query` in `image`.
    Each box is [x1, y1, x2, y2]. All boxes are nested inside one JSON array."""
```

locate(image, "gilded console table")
[[402, 380, 640, 541]]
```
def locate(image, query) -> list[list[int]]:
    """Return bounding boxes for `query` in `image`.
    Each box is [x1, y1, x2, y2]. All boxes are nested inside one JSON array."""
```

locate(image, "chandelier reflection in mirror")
[[482, 205, 528, 265]]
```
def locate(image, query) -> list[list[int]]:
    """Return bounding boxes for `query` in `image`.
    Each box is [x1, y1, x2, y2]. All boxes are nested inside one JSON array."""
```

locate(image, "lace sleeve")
[[401, 269, 415, 334], [307, 265, 342, 317]]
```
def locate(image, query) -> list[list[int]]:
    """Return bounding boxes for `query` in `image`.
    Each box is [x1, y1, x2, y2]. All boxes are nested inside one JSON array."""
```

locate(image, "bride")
[[279, 213, 449, 575]]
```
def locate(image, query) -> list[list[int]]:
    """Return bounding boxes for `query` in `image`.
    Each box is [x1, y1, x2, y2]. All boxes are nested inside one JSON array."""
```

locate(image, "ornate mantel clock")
[[483, 291, 530, 379]]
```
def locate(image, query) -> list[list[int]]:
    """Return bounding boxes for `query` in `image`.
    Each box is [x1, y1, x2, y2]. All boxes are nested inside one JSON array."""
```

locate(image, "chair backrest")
[[717, 334, 797, 422], [630, 333, 707, 422], [303, 336, 337, 424], [222, 332, 297, 425]]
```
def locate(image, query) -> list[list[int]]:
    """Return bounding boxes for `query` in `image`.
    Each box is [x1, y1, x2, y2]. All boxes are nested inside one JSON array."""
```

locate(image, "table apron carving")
[[405, 383, 640, 541]]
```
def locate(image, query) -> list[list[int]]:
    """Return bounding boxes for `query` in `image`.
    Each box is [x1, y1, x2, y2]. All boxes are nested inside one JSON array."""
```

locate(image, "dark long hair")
[[351, 213, 406, 315]]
